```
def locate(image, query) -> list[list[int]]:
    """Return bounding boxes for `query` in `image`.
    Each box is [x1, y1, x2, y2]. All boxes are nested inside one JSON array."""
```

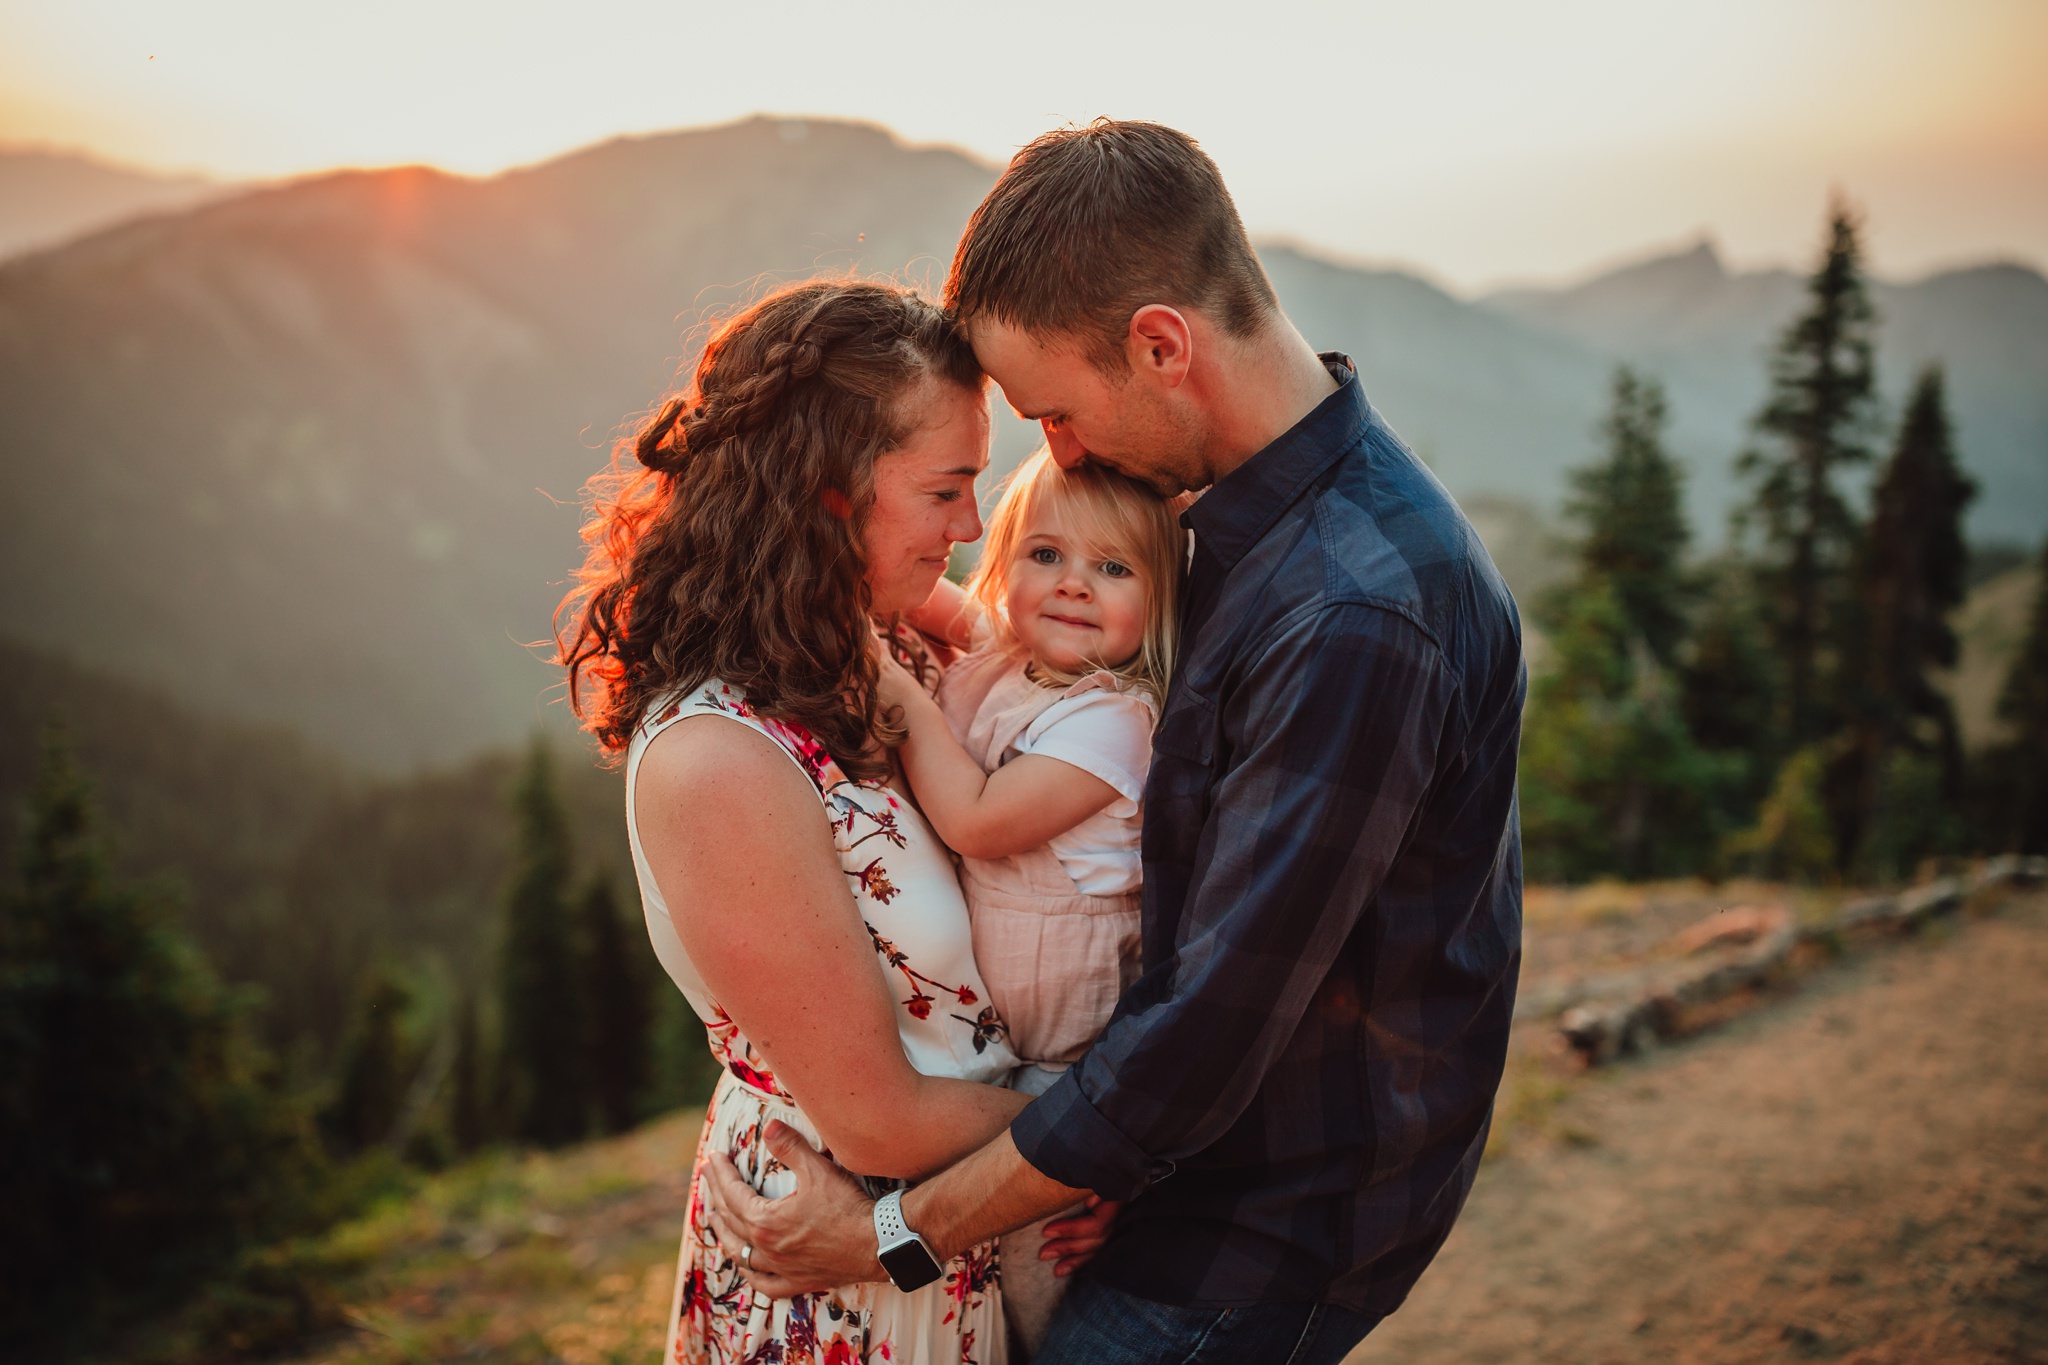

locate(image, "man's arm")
[[701, 1121, 1095, 1297], [1010, 601, 1456, 1198]]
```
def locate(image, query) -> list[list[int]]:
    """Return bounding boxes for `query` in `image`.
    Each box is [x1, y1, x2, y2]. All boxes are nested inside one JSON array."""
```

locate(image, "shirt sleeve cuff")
[[1009, 1065, 1176, 1202]]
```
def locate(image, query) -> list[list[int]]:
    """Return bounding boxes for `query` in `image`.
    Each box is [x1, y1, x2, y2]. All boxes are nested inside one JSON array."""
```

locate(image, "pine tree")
[[1735, 200, 1880, 750], [450, 990, 487, 1154], [0, 734, 312, 1321], [1680, 559, 1784, 796], [1837, 368, 1977, 875], [322, 968, 412, 1155], [1563, 367, 1692, 665], [496, 738, 587, 1147], [1519, 582, 1733, 880], [1987, 540, 2048, 853], [1519, 367, 1732, 879], [578, 878, 651, 1135]]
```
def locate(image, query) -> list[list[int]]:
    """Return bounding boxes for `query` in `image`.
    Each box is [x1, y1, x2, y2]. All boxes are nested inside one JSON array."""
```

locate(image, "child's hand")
[[1043, 1195, 1123, 1276], [873, 640, 928, 718]]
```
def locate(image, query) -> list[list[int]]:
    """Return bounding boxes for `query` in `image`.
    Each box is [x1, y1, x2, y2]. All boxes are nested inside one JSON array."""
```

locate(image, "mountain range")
[[2, 117, 2041, 767], [0, 147, 227, 260]]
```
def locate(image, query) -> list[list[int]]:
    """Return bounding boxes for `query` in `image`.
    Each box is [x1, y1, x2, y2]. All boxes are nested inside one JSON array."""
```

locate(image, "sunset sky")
[[3, 0, 2044, 291]]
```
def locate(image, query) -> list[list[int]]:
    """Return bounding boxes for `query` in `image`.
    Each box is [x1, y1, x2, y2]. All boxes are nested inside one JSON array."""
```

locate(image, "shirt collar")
[[1182, 353, 1368, 572]]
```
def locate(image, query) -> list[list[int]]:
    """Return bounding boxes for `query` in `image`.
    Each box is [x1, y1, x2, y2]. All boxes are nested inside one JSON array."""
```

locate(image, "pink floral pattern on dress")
[[659, 684, 1009, 1365]]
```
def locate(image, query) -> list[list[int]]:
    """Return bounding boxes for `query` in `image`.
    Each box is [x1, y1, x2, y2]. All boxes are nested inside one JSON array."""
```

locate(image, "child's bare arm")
[[878, 655, 1117, 860]]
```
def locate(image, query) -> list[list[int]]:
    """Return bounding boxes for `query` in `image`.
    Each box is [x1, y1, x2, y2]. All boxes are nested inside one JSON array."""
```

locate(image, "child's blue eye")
[[1101, 560, 1133, 578], [1030, 547, 1060, 566]]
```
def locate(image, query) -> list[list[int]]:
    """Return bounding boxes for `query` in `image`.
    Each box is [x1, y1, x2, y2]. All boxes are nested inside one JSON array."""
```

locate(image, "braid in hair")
[[560, 277, 983, 775]]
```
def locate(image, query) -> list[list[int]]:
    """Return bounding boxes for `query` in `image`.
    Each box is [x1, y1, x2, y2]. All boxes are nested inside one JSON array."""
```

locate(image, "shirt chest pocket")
[[1145, 691, 1218, 842]]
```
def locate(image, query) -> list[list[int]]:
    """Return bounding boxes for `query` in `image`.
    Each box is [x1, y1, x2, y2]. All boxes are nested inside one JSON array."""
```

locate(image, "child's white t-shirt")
[[1007, 689, 1154, 895]]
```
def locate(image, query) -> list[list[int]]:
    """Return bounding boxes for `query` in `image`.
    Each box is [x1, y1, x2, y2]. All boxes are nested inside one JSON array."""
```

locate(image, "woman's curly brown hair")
[[556, 279, 982, 778]]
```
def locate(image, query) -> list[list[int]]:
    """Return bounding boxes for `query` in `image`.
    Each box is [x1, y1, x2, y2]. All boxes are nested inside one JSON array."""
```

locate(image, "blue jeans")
[[1035, 1275, 1381, 1364]]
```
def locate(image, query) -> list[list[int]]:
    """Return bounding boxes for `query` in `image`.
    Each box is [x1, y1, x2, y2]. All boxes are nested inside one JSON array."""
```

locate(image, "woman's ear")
[[1125, 305, 1193, 388]]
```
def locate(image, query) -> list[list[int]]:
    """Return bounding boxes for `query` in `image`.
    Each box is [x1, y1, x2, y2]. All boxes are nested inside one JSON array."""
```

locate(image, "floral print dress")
[[626, 682, 1021, 1365]]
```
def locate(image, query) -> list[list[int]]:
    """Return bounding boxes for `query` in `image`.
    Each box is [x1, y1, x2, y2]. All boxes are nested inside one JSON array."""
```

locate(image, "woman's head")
[[966, 448, 1187, 699], [557, 278, 987, 772]]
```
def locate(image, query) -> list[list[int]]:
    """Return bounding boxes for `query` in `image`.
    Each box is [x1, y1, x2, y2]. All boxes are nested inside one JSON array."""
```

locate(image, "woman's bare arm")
[[635, 715, 1027, 1179], [877, 655, 1118, 860]]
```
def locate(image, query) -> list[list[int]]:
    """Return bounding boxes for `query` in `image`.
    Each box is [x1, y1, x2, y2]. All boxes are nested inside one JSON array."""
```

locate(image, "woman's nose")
[[948, 498, 983, 545]]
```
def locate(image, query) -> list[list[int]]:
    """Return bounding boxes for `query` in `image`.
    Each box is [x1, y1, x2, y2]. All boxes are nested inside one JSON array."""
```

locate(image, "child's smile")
[[1005, 505, 1149, 673]]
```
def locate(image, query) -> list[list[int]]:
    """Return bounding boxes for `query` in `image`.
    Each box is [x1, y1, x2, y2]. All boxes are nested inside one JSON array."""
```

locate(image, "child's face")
[[1005, 503, 1149, 674]]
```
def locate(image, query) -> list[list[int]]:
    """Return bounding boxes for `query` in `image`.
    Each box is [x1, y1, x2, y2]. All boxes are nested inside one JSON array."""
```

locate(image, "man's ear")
[[1126, 305, 1193, 388]]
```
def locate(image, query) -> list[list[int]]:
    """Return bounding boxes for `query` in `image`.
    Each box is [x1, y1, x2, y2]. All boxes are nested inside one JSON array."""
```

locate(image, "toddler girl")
[[880, 448, 1186, 1354]]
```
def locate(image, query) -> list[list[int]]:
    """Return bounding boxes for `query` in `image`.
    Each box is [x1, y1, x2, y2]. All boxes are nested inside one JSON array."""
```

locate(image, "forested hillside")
[[2, 116, 2041, 765], [0, 638, 631, 1059]]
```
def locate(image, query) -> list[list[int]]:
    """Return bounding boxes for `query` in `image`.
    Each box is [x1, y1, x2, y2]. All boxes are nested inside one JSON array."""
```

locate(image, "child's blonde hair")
[[965, 448, 1189, 701]]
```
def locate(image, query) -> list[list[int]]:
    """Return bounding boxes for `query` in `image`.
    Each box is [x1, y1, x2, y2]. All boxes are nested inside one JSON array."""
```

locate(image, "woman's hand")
[[703, 1120, 884, 1298], [1042, 1195, 1123, 1276]]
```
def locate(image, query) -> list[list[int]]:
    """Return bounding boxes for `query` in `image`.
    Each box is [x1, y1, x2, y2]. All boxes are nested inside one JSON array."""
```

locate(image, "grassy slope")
[[1943, 562, 2040, 751], [168, 875, 2009, 1364], [248, 1111, 702, 1365]]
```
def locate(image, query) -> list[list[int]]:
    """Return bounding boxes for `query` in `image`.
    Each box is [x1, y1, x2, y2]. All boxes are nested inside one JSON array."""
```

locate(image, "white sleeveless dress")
[[626, 681, 1020, 1365]]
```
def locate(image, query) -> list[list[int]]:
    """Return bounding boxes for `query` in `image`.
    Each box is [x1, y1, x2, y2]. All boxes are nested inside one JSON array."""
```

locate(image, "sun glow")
[[2, 0, 2043, 289]]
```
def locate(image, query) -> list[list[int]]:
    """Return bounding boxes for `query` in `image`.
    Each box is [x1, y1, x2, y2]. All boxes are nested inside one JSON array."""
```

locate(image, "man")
[[707, 120, 1524, 1364]]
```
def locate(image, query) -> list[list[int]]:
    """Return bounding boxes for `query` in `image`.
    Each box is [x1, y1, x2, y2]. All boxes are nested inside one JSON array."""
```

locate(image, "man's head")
[[945, 120, 1279, 495]]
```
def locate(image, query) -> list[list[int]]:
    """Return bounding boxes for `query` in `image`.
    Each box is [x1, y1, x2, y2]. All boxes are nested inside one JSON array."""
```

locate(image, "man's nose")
[[1043, 421, 1087, 469]]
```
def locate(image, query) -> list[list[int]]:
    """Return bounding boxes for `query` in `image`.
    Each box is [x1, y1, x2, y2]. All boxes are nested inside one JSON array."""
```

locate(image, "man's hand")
[[702, 1120, 886, 1298], [1043, 1195, 1122, 1276]]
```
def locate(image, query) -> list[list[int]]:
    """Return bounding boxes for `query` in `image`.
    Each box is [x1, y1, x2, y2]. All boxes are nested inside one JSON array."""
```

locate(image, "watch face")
[[878, 1237, 945, 1293]]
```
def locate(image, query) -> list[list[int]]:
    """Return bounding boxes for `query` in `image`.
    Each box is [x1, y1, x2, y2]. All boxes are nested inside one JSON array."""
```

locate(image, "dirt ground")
[[268, 886, 2046, 1365], [1348, 888, 2048, 1365]]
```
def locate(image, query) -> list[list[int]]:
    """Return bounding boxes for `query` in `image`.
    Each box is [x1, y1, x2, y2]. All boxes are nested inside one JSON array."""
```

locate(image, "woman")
[[558, 279, 1065, 1365]]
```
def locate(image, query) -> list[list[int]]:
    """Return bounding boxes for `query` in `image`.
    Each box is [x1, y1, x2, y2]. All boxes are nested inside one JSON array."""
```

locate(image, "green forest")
[[2, 203, 2045, 1362]]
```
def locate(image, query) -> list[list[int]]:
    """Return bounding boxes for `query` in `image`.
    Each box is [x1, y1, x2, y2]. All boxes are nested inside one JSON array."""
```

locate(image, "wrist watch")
[[872, 1188, 944, 1292]]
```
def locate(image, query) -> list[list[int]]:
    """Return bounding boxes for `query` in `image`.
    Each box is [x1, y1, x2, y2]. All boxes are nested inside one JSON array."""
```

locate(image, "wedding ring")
[[740, 1243, 755, 1271]]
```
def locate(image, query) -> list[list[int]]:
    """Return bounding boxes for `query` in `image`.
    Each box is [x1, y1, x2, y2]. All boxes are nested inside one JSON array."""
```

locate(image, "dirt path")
[[1349, 889, 2048, 1365]]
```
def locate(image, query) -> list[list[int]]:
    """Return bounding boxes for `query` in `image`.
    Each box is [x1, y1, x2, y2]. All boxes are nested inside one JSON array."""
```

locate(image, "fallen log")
[[1551, 856, 2048, 1065]]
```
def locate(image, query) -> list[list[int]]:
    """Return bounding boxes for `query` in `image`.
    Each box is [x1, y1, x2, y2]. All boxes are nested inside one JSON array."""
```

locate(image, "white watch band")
[[874, 1188, 915, 1244]]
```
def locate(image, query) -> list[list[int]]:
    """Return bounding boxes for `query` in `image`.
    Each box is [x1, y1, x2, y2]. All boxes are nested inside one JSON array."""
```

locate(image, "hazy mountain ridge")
[[0, 118, 1004, 766], [0, 116, 2040, 765], [0, 147, 228, 261], [1481, 240, 2048, 541]]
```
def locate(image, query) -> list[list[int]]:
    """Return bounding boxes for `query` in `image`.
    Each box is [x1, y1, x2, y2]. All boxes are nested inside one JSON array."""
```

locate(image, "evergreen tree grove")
[[1837, 367, 1976, 875], [450, 990, 487, 1154], [496, 738, 588, 1147], [1519, 582, 1733, 881], [578, 877, 652, 1135], [1987, 540, 2048, 854], [1564, 367, 1692, 665], [1679, 559, 1786, 812], [0, 734, 314, 1325], [1736, 200, 1879, 751], [321, 968, 413, 1156], [1520, 367, 1733, 880]]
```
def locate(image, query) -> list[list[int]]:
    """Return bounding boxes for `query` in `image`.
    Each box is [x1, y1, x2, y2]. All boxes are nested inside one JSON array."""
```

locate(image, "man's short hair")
[[945, 120, 1279, 368]]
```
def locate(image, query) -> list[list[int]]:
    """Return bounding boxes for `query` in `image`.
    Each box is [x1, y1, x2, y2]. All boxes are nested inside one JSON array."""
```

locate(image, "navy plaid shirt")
[[1009, 356, 1524, 1317]]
